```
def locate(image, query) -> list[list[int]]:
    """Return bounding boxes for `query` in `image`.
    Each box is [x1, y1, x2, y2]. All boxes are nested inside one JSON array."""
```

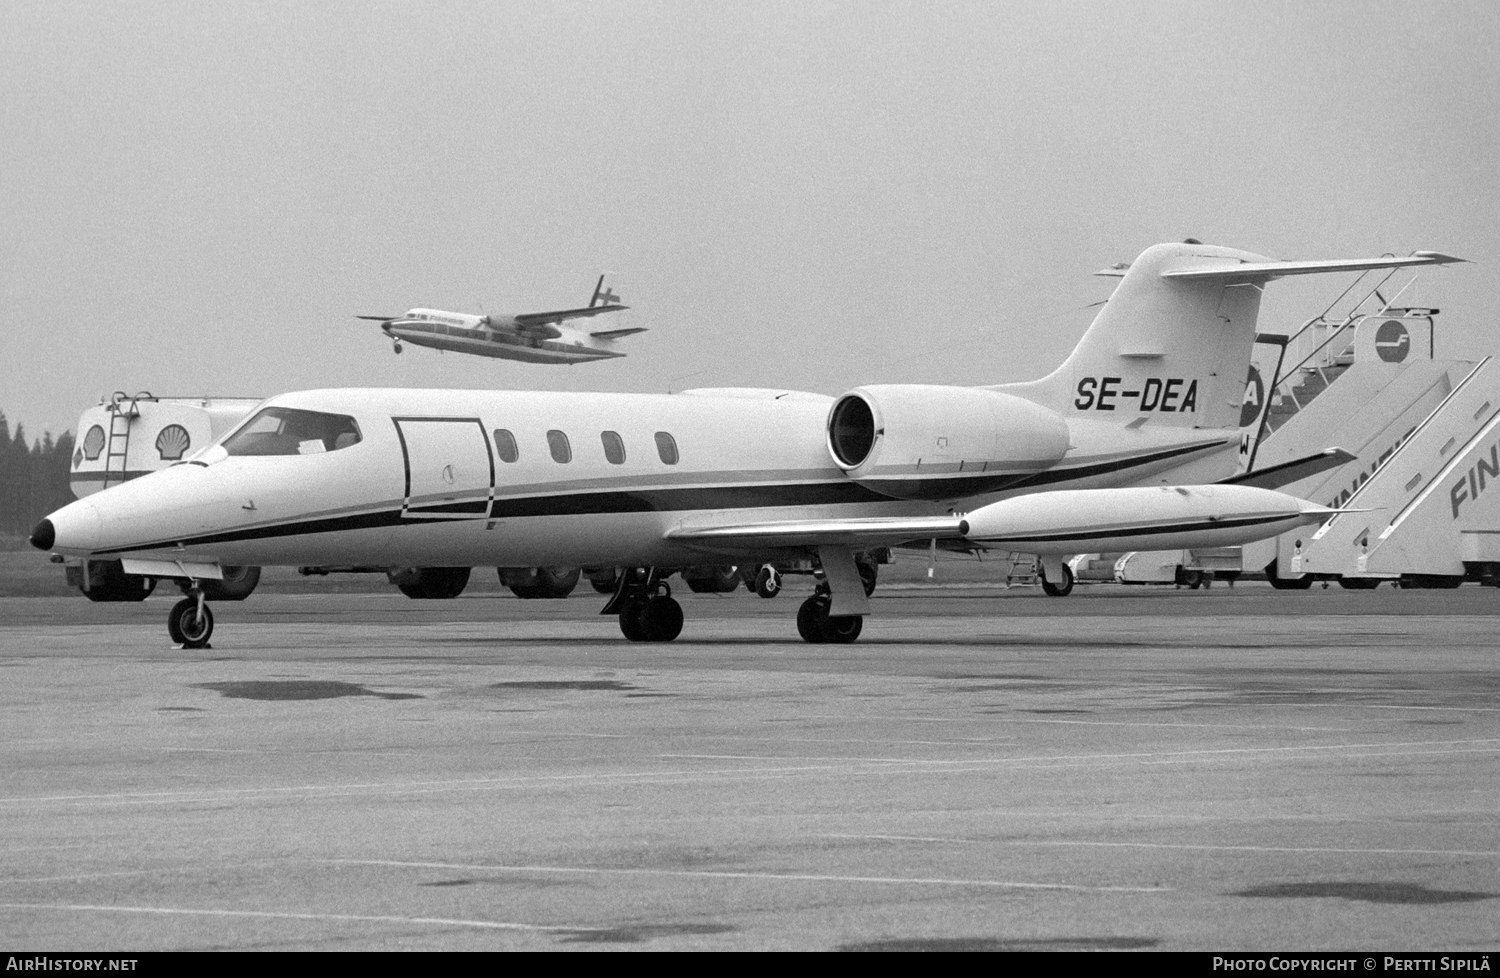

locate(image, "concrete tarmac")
[[2, 582, 1498, 951]]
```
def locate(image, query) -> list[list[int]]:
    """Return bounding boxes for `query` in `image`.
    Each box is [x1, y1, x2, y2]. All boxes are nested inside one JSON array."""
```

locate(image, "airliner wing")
[[1162, 252, 1465, 282], [666, 515, 966, 552], [514, 304, 629, 327]]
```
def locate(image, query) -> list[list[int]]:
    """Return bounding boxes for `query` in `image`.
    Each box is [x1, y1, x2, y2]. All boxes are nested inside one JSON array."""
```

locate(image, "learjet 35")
[[31, 242, 1462, 647]]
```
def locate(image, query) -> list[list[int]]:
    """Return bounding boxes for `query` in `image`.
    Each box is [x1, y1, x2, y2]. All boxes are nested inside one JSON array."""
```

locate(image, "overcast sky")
[[3, 0, 1497, 440]]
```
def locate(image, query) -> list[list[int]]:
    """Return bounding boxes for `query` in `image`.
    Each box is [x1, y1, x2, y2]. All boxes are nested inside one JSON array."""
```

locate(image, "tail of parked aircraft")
[[1000, 241, 1463, 430]]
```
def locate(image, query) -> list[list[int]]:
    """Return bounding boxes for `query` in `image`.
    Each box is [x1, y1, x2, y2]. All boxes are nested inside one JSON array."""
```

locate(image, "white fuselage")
[[44, 387, 1238, 570]]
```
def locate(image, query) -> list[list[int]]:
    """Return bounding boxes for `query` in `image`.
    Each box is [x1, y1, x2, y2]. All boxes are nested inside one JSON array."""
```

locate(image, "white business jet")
[[358, 275, 642, 365], [32, 242, 1461, 648]]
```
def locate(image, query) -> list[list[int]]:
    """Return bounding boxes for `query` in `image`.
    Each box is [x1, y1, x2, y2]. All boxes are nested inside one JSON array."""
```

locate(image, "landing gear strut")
[[167, 588, 214, 649]]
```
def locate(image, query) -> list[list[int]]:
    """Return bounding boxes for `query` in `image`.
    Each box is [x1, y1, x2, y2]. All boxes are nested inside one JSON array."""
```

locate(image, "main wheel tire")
[[168, 597, 214, 649], [640, 595, 684, 642], [396, 567, 470, 599], [504, 566, 580, 599], [819, 613, 863, 644], [198, 566, 261, 602], [797, 595, 829, 644], [619, 597, 649, 642], [1338, 577, 1381, 590], [755, 566, 782, 599], [857, 559, 878, 597], [588, 568, 620, 594], [392, 566, 469, 599], [536, 567, 580, 598], [1040, 563, 1074, 597], [685, 575, 719, 594], [685, 566, 740, 594]]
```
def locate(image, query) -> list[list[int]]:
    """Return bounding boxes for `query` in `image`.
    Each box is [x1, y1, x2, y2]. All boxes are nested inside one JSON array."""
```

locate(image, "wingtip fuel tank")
[[959, 484, 1333, 554]]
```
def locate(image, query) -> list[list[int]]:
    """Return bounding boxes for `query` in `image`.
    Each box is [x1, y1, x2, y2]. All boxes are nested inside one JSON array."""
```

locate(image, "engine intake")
[[829, 395, 877, 467], [826, 385, 1070, 501]]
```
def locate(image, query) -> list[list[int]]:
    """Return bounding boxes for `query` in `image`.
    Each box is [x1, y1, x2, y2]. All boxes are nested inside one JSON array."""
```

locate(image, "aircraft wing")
[[1218, 448, 1356, 490], [1162, 252, 1465, 283], [590, 326, 648, 339], [514, 304, 629, 328], [666, 516, 966, 553]]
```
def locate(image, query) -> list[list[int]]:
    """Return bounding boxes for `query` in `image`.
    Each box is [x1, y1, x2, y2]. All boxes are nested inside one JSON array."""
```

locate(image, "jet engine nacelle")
[[826, 385, 1070, 501]]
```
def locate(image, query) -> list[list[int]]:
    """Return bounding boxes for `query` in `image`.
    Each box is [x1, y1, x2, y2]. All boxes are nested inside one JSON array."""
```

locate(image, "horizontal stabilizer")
[[590, 326, 648, 339], [1219, 448, 1357, 490], [1162, 252, 1465, 283]]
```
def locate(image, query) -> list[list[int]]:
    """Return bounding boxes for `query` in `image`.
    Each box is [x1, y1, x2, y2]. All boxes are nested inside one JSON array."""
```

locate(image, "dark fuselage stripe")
[[90, 443, 1226, 555]]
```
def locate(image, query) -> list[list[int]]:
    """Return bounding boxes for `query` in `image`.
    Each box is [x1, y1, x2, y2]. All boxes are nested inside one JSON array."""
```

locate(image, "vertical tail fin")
[[1000, 243, 1463, 430], [589, 273, 622, 309]]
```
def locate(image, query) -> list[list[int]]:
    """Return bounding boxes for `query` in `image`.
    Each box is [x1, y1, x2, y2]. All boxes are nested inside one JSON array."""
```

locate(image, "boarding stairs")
[[1256, 264, 1436, 442], [1293, 357, 1500, 581]]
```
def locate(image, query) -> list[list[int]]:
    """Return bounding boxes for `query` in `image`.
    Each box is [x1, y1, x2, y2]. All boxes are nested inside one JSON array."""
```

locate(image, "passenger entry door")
[[394, 418, 494, 520]]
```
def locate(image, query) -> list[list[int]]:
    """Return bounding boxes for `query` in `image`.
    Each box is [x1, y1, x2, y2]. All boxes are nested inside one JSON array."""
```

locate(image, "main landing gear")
[[604, 550, 876, 644], [796, 589, 863, 644], [167, 588, 214, 649], [605, 569, 684, 642]]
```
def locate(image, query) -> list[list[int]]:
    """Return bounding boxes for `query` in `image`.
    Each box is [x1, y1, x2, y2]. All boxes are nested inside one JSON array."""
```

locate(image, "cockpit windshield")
[[222, 407, 362, 457]]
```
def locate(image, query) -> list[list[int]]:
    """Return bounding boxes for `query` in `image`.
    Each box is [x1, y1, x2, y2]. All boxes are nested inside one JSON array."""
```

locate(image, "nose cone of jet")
[[29, 519, 54, 551], [35, 498, 104, 555]]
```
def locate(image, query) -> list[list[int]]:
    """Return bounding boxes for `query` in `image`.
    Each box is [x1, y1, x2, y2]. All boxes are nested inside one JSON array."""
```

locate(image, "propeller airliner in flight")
[[33, 242, 1462, 648], [359, 275, 642, 365]]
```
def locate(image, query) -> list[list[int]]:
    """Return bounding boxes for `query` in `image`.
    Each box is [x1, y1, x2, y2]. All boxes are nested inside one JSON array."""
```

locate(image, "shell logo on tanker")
[[1074, 377, 1200, 412]]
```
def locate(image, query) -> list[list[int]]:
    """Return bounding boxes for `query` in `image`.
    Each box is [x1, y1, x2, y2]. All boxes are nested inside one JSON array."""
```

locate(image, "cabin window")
[[601, 430, 626, 465], [547, 429, 572, 463], [222, 407, 362, 457], [493, 429, 519, 463], [654, 431, 679, 465]]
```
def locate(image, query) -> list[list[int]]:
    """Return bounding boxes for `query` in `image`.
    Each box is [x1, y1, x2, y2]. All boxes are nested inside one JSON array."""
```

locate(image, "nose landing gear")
[[167, 590, 214, 649]]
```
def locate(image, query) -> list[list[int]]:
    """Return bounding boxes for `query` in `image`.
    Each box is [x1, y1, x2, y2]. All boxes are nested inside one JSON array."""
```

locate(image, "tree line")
[[0, 411, 76, 539]]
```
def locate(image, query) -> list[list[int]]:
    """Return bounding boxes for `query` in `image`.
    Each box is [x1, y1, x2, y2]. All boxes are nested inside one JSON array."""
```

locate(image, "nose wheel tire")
[[1040, 563, 1074, 597], [168, 597, 214, 649], [796, 595, 863, 644]]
